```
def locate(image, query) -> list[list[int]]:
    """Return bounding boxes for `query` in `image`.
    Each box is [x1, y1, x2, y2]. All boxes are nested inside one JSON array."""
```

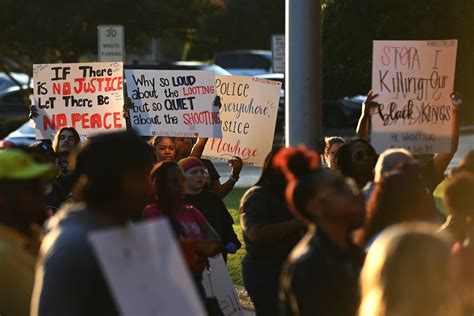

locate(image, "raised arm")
[[209, 156, 243, 198], [432, 92, 461, 177], [356, 91, 379, 140], [190, 138, 208, 158]]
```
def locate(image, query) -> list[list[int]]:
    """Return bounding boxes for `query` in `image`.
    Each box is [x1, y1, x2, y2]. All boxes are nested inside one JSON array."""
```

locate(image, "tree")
[[0, 0, 219, 73], [188, 0, 285, 59]]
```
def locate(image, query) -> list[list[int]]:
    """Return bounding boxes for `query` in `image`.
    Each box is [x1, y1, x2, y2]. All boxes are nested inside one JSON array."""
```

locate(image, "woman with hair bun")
[[239, 147, 305, 316], [277, 146, 366, 316]]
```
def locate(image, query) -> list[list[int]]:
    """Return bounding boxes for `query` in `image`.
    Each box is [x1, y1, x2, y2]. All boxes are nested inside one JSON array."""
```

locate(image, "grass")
[[223, 187, 249, 286], [433, 178, 448, 216], [224, 179, 450, 286]]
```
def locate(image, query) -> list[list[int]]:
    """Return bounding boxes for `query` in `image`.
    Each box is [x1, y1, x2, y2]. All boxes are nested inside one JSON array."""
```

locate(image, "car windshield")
[[18, 121, 35, 134], [0, 73, 30, 92], [215, 53, 271, 70]]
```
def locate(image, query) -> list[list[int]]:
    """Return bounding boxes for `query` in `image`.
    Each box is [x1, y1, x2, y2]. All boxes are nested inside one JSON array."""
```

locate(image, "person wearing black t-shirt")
[[179, 157, 241, 261]]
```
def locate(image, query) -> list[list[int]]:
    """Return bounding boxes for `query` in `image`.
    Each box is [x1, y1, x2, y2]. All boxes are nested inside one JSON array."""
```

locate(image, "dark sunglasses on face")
[[353, 150, 374, 161]]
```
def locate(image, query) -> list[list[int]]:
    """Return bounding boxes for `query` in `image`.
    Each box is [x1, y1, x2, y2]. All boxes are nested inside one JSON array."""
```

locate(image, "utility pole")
[[285, 0, 322, 150]]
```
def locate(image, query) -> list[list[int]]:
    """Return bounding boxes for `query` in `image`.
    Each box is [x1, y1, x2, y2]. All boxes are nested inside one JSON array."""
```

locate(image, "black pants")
[[242, 256, 282, 316]]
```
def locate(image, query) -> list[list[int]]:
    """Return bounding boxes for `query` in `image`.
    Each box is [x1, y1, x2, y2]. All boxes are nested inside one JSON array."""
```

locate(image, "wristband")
[[229, 175, 239, 182]]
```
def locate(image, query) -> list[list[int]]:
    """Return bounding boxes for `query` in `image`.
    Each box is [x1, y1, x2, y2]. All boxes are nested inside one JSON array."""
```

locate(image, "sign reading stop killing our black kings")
[[124, 70, 221, 138], [33, 62, 125, 140], [371, 40, 458, 154]]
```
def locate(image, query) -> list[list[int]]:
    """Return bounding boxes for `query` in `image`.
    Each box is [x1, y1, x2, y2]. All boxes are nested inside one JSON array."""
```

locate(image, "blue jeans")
[[242, 256, 282, 316]]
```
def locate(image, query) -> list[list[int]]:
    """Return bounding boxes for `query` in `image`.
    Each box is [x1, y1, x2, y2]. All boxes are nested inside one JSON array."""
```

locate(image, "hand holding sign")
[[228, 156, 243, 180], [362, 90, 380, 116]]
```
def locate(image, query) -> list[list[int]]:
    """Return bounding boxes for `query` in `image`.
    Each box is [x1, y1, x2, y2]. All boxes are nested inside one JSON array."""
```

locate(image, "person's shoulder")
[[182, 204, 207, 220], [287, 231, 326, 271], [143, 203, 161, 218], [40, 203, 114, 264], [240, 185, 266, 205], [183, 204, 203, 214]]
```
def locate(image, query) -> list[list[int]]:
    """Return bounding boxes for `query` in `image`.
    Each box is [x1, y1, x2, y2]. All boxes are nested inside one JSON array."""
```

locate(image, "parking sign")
[[98, 25, 125, 62]]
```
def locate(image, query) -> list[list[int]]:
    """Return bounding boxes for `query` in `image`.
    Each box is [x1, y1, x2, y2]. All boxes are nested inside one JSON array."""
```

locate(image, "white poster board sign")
[[98, 25, 125, 62], [202, 76, 281, 167], [125, 70, 221, 137], [88, 219, 206, 316], [272, 34, 285, 73], [371, 40, 457, 154], [32, 62, 125, 140], [202, 255, 245, 316]]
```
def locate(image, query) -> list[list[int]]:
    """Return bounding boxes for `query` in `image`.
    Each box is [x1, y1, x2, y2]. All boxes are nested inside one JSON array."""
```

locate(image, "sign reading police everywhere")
[[202, 75, 281, 167], [33, 62, 125, 140], [371, 40, 457, 154], [125, 69, 222, 138]]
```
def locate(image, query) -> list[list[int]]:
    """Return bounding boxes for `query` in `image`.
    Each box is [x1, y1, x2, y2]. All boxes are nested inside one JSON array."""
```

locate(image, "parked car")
[[0, 72, 33, 118], [125, 61, 231, 76], [2, 120, 36, 146], [0, 72, 31, 93], [214, 50, 272, 76], [0, 86, 33, 119], [254, 73, 364, 134]]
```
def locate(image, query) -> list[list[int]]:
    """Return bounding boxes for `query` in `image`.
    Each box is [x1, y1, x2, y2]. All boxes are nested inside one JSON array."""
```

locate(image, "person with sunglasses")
[[276, 146, 366, 316], [335, 139, 377, 190]]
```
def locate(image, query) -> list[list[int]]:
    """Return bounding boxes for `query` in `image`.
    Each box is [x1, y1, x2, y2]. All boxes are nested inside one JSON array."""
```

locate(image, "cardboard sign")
[[371, 40, 457, 154], [88, 219, 206, 316], [272, 34, 285, 73], [201, 255, 245, 316], [124, 69, 221, 138], [32, 62, 125, 140], [202, 76, 281, 167]]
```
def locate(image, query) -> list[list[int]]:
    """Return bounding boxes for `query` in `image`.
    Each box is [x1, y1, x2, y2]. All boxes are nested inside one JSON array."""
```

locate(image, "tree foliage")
[[0, 0, 219, 71], [188, 0, 285, 59]]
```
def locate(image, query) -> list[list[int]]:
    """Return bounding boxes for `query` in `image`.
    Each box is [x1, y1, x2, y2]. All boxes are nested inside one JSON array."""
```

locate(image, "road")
[[214, 133, 474, 188]]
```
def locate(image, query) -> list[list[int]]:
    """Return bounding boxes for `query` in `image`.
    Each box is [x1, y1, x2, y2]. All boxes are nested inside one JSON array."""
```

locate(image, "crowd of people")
[[0, 90, 472, 316]]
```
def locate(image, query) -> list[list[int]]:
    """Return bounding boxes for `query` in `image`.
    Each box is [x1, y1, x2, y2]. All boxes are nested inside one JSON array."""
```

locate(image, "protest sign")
[[371, 40, 457, 154], [202, 75, 281, 167], [201, 255, 245, 316], [88, 219, 206, 316], [124, 69, 221, 138], [32, 62, 125, 140]]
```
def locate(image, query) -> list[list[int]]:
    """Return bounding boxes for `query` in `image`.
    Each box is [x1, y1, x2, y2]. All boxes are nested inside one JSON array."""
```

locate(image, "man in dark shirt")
[[31, 132, 154, 316]]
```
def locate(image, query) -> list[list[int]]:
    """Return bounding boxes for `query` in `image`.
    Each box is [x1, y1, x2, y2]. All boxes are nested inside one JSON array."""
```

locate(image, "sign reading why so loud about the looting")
[[33, 62, 125, 140], [371, 40, 457, 154], [202, 76, 281, 167], [124, 70, 221, 138]]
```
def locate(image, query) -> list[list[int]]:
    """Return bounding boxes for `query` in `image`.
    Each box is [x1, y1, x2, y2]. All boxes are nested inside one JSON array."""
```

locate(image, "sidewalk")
[[235, 285, 256, 315]]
